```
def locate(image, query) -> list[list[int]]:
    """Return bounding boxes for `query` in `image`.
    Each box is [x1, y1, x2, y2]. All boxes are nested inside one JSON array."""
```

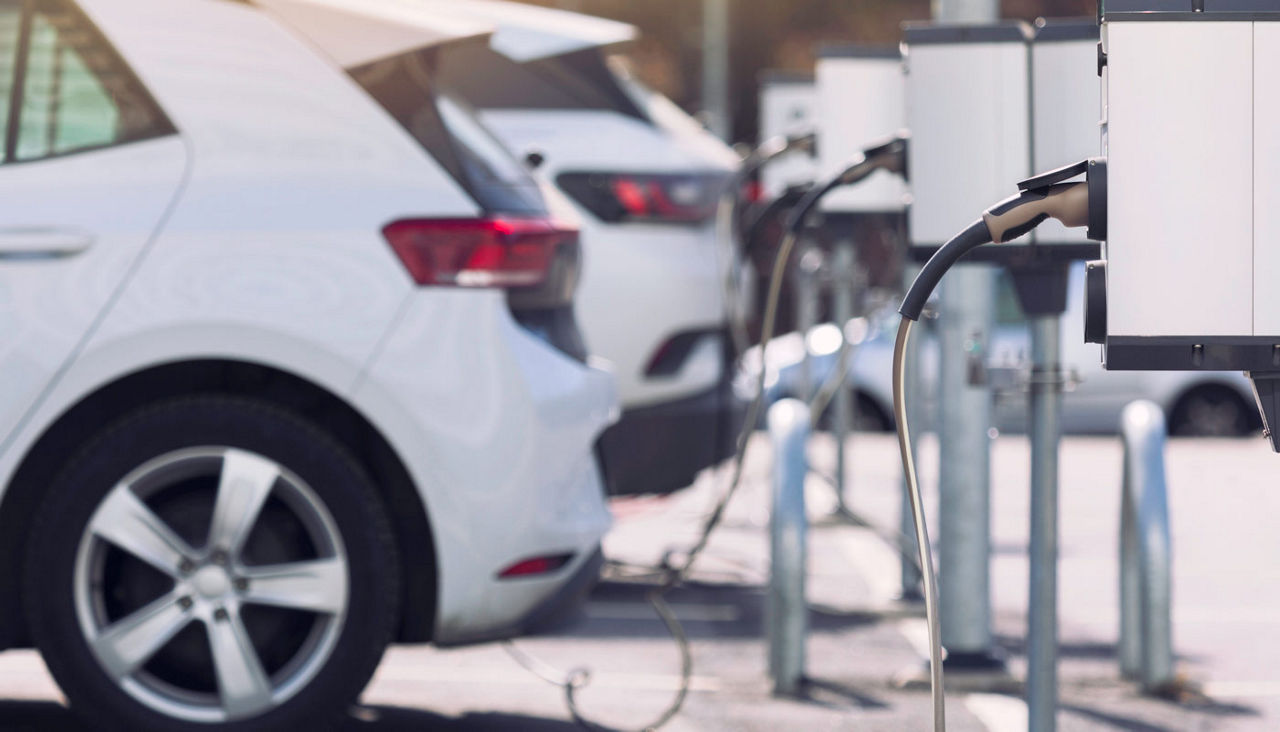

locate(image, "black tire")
[[1168, 385, 1256, 437], [813, 392, 894, 433], [24, 396, 399, 731], [854, 392, 893, 433]]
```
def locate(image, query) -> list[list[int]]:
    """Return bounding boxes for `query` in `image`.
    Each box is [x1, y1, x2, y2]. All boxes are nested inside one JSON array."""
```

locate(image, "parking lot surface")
[[1, 431, 1277, 730]]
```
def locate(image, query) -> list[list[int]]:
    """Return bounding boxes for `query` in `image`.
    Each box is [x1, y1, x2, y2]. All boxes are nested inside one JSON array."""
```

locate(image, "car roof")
[[435, 0, 637, 63], [254, 0, 493, 68]]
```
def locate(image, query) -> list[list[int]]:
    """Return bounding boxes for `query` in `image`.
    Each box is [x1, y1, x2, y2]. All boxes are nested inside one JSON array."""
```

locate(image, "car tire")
[[1168, 385, 1255, 437], [25, 395, 398, 731]]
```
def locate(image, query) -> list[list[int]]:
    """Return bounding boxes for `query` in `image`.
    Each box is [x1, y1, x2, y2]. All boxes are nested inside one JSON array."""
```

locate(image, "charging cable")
[[717, 130, 818, 356], [507, 136, 910, 732], [894, 165, 1095, 732]]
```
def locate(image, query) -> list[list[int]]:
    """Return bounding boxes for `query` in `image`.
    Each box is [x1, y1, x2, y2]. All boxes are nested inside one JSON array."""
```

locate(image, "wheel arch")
[[1164, 378, 1262, 434], [0, 358, 438, 649]]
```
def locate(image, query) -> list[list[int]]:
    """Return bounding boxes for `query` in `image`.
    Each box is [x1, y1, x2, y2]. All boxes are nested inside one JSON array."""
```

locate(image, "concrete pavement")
[[1, 431, 1278, 730]]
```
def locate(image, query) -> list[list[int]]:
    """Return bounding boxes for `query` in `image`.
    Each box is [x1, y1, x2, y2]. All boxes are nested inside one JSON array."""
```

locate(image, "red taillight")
[[741, 180, 766, 204], [605, 175, 714, 222], [497, 553, 574, 579], [557, 172, 729, 224], [382, 217, 577, 288]]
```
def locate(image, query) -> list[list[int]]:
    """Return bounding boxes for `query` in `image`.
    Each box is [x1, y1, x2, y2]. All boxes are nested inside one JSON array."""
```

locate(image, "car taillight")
[[497, 553, 574, 579], [556, 171, 729, 225], [382, 217, 578, 289]]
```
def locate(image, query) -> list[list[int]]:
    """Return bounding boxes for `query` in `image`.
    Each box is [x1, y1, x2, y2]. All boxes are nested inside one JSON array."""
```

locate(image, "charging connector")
[[893, 159, 1102, 732]]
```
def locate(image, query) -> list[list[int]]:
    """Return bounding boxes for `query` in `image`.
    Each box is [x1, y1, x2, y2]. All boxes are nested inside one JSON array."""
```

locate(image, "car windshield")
[[351, 50, 547, 216]]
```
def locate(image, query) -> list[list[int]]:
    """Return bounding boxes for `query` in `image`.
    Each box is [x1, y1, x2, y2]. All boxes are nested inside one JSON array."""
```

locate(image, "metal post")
[[1118, 400, 1174, 692], [767, 398, 809, 696], [1027, 314, 1062, 732], [937, 266, 1000, 665], [794, 246, 823, 401], [701, 0, 731, 141], [932, 0, 1002, 669], [831, 242, 855, 512]]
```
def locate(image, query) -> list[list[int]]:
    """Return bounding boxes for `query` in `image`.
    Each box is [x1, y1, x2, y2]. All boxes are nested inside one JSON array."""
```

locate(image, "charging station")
[[814, 45, 907, 289], [758, 70, 819, 199], [1090, 2, 1280, 449], [903, 18, 1102, 731], [814, 45, 906, 216]]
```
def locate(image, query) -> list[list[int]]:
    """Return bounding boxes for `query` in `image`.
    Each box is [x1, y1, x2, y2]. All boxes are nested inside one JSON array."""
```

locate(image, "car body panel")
[[0, 137, 188, 460], [480, 108, 733, 407], [0, 0, 615, 649], [257, 0, 493, 69], [443, 0, 636, 63]]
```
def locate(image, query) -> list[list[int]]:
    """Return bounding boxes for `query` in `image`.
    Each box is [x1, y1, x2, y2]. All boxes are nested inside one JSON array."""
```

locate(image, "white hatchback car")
[[0, 0, 615, 729], [434, 0, 745, 496]]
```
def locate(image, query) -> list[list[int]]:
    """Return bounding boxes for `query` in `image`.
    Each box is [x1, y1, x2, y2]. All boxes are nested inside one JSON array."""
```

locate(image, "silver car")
[[751, 263, 1260, 436]]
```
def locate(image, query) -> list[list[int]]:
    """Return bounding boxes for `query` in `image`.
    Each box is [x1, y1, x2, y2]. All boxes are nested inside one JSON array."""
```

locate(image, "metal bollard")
[[830, 241, 855, 513], [1117, 400, 1174, 691], [793, 245, 824, 401], [767, 398, 810, 696]]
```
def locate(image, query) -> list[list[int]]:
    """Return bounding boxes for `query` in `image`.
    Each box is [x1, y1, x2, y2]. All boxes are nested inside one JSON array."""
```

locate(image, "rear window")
[[351, 50, 547, 216], [437, 42, 646, 122]]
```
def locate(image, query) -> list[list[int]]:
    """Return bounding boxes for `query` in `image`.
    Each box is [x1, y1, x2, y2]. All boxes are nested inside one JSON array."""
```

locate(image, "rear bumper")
[[596, 378, 745, 496], [434, 546, 605, 646]]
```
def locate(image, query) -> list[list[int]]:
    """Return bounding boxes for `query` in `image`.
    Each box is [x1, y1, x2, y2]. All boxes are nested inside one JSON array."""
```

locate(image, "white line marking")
[[965, 692, 1029, 732], [1203, 681, 1280, 699], [835, 526, 904, 606], [897, 618, 933, 661]]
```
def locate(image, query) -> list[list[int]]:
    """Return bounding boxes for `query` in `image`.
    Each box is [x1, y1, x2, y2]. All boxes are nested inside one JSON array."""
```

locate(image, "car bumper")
[[596, 376, 745, 496], [353, 290, 618, 645]]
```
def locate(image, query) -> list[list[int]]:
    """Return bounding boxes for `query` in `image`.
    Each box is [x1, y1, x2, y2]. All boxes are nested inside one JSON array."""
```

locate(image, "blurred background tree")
[[515, 0, 1094, 144]]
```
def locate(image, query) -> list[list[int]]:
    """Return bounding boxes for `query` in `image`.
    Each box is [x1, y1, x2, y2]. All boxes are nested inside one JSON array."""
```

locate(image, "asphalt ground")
[[0, 431, 1277, 730]]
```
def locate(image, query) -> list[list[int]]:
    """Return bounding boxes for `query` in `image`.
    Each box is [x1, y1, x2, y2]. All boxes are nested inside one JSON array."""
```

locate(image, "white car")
[[755, 263, 1259, 436], [434, 0, 745, 496], [0, 0, 615, 729]]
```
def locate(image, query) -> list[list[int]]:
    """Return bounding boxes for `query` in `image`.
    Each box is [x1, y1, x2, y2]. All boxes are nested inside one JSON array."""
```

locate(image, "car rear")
[[343, 36, 617, 642], [435, 4, 745, 496]]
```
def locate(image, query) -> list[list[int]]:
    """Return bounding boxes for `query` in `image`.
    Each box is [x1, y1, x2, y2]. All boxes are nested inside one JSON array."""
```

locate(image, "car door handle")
[[0, 228, 94, 259]]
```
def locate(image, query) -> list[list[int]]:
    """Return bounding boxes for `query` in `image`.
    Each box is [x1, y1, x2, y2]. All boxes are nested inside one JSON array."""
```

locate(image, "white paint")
[[1253, 23, 1280, 336], [1106, 22, 1254, 337], [965, 692, 1029, 732], [815, 52, 907, 213], [0, 0, 617, 650], [444, 0, 637, 63], [1030, 35, 1100, 245], [758, 76, 819, 198], [906, 38, 1031, 244]]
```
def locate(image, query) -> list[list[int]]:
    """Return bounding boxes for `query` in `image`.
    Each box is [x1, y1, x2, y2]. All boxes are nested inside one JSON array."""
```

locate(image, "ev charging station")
[[1090, 2, 1280, 449], [814, 45, 906, 216], [757, 70, 819, 199], [903, 20, 1032, 676], [904, 18, 1102, 730], [811, 44, 907, 520]]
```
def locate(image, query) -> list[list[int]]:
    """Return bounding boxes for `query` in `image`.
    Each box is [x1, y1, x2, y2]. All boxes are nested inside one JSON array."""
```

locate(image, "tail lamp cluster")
[[383, 217, 578, 289], [556, 171, 729, 225]]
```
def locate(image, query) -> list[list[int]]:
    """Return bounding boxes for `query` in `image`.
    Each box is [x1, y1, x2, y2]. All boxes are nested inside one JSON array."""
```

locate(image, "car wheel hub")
[[72, 447, 349, 724]]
